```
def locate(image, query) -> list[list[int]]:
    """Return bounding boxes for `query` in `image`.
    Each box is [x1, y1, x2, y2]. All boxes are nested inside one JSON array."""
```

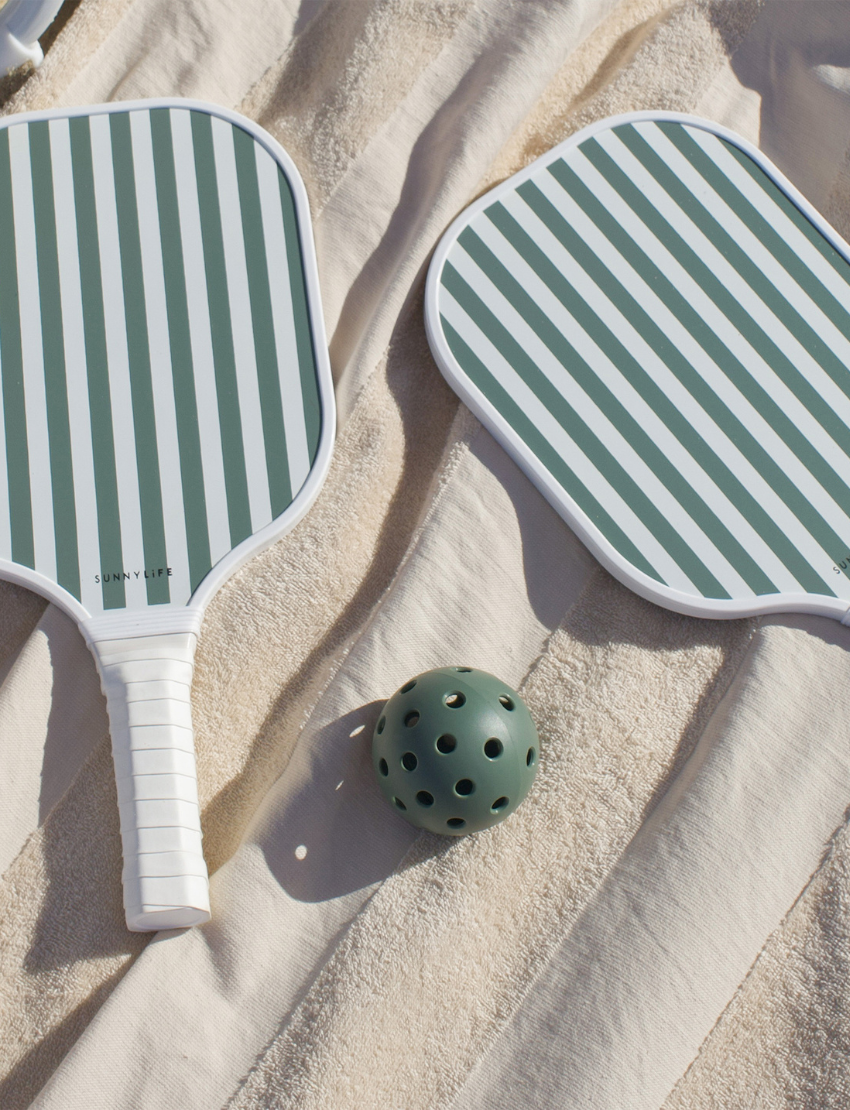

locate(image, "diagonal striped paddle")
[[426, 111, 850, 625], [0, 99, 334, 931]]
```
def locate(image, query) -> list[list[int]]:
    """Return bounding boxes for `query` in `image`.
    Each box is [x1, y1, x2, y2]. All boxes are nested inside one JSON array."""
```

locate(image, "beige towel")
[[2, 2, 850, 1108]]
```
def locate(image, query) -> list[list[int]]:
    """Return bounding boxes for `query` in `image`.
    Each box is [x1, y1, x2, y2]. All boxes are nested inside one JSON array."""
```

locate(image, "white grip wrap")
[[92, 632, 210, 932]]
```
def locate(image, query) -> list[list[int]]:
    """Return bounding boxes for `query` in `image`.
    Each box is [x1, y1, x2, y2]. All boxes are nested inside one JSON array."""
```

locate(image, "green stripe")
[[724, 140, 850, 289], [662, 124, 850, 351], [232, 126, 292, 514], [28, 121, 80, 599], [278, 168, 321, 468], [0, 129, 33, 568], [149, 108, 211, 593], [109, 113, 170, 605], [543, 157, 846, 589], [442, 316, 662, 584], [190, 111, 252, 546], [69, 116, 125, 609], [443, 260, 730, 598], [484, 198, 826, 595], [616, 124, 850, 445], [462, 222, 776, 596]]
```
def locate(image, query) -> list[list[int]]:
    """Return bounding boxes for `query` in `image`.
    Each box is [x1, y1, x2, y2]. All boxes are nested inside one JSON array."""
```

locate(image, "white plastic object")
[[91, 631, 210, 932], [0, 0, 64, 73]]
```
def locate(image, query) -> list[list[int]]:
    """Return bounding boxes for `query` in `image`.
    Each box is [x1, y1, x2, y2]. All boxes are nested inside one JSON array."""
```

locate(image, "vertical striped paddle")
[[0, 100, 334, 930], [426, 111, 850, 624]]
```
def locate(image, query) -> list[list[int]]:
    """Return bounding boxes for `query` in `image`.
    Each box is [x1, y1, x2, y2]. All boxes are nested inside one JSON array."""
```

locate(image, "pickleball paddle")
[[0, 99, 334, 930], [426, 110, 850, 625]]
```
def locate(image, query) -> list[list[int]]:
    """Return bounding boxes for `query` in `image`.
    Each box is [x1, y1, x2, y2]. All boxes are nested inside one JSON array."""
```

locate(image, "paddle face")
[[0, 100, 333, 626], [426, 111, 850, 621]]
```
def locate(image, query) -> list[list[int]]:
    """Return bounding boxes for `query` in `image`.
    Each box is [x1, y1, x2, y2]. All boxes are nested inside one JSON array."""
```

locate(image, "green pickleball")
[[372, 667, 539, 835]]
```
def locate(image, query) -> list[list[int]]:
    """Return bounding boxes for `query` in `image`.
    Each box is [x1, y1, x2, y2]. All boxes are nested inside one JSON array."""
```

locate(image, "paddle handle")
[[91, 632, 210, 932]]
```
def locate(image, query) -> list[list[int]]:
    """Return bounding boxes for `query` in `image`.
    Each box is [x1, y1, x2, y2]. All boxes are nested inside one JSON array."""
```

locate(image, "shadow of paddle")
[[0, 962, 129, 1110], [727, 1, 850, 212]]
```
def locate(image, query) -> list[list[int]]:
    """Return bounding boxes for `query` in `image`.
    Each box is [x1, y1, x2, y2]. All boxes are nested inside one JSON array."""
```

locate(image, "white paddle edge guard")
[[0, 98, 336, 931], [425, 109, 850, 625], [87, 611, 209, 932]]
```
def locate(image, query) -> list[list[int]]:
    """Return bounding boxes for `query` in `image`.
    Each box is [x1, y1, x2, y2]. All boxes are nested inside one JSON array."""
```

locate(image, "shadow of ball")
[[372, 667, 539, 835]]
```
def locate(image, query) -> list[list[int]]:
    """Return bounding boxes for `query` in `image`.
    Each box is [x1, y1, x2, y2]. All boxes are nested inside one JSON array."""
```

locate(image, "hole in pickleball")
[[445, 692, 466, 708], [447, 818, 466, 829], [456, 667, 472, 673], [491, 796, 509, 812], [377, 716, 386, 734], [400, 680, 417, 693], [527, 747, 536, 767], [455, 779, 475, 796], [404, 710, 420, 728], [498, 695, 514, 711], [394, 797, 406, 810], [378, 758, 389, 776], [401, 752, 417, 771], [416, 790, 434, 807], [436, 734, 456, 754], [484, 738, 503, 759]]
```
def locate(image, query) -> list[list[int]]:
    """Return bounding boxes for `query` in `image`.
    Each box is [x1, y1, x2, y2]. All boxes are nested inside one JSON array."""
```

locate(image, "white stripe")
[[441, 288, 700, 595], [501, 185, 846, 590], [637, 123, 850, 421], [89, 114, 147, 609], [169, 109, 231, 565], [686, 126, 850, 330], [465, 222, 802, 596], [254, 142, 311, 496], [451, 242, 755, 599], [594, 130, 850, 496], [49, 117, 103, 615], [547, 150, 850, 557], [129, 110, 192, 607], [210, 115, 272, 531], [0, 341, 11, 561], [9, 124, 56, 584]]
